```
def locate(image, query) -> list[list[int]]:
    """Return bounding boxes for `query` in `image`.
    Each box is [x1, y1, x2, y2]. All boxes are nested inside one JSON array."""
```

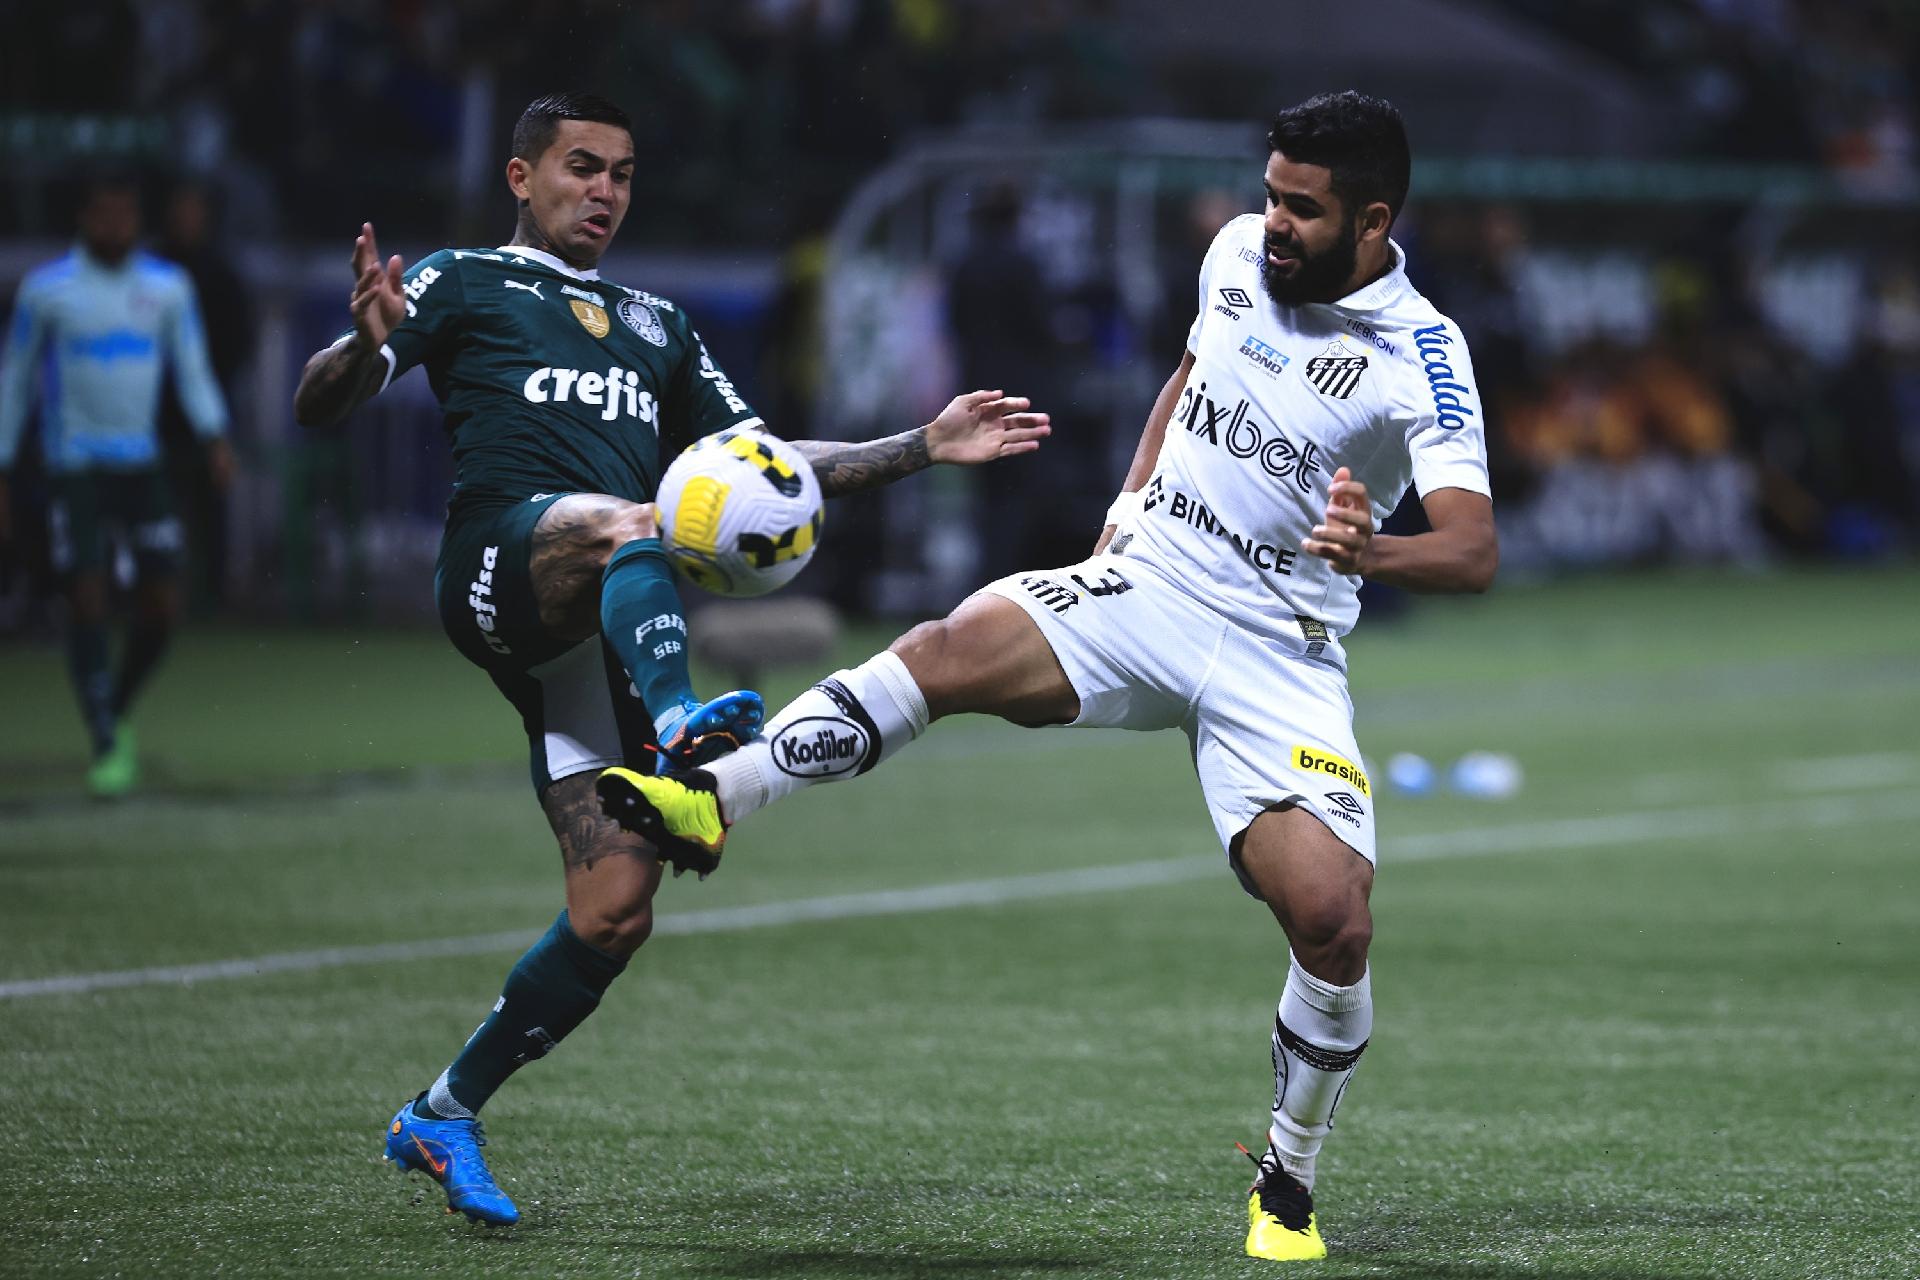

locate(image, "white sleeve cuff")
[[1104, 489, 1145, 527]]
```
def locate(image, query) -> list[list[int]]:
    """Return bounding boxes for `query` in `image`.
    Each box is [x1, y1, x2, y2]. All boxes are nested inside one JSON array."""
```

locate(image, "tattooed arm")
[[294, 223, 405, 428], [789, 429, 933, 498], [790, 389, 1052, 499]]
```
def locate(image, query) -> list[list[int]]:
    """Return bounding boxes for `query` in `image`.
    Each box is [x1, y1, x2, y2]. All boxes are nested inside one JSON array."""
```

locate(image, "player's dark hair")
[[511, 92, 632, 163], [1267, 91, 1411, 225]]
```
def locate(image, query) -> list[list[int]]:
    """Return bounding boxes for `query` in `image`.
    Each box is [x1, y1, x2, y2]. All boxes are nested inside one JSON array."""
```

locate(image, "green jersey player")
[[292, 92, 1049, 1226]]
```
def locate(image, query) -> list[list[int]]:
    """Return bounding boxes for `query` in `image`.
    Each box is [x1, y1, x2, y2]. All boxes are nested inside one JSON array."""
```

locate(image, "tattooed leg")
[[545, 771, 663, 957], [530, 494, 656, 640]]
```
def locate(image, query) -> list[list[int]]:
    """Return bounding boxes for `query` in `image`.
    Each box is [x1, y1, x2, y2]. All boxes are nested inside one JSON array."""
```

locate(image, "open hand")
[[350, 222, 406, 349], [926, 389, 1051, 466], [1301, 466, 1373, 575]]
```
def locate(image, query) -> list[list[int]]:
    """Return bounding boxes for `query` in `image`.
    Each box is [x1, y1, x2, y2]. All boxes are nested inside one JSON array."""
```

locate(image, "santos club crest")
[[1305, 341, 1368, 399], [618, 297, 668, 347]]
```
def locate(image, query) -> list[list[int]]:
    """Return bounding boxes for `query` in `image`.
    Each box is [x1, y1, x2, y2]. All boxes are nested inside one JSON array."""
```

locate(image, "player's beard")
[[1262, 217, 1360, 307]]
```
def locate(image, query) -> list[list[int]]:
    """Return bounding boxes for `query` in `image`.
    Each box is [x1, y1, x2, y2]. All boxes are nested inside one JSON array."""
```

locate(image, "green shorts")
[[48, 468, 181, 579], [434, 494, 657, 792]]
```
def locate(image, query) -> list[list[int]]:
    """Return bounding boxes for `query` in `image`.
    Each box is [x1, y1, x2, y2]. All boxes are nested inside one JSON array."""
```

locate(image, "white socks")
[[1267, 953, 1372, 1190], [703, 650, 931, 820]]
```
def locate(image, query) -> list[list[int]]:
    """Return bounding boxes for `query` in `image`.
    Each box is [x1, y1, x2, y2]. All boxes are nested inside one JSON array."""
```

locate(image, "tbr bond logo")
[[1238, 335, 1290, 378], [1305, 341, 1368, 398], [771, 716, 870, 779], [1293, 745, 1370, 797]]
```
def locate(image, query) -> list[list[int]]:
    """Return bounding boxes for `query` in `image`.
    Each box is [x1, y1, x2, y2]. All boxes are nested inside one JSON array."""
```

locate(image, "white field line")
[[5, 789, 1918, 1001]]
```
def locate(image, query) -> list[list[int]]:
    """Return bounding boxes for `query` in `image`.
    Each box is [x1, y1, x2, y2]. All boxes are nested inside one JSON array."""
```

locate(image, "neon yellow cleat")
[[596, 766, 728, 878], [1245, 1162, 1327, 1261], [86, 725, 138, 799]]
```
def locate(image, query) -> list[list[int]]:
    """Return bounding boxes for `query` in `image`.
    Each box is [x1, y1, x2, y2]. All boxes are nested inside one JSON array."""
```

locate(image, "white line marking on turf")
[[5, 789, 1918, 1001]]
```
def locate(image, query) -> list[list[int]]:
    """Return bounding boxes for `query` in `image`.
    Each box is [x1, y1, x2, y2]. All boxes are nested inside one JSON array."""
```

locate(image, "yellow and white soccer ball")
[[657, 428, 824, 597]]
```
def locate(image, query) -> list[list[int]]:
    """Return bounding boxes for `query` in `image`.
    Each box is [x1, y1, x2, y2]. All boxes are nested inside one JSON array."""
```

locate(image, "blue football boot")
[[384, 1100, 520, 1226], [653, 690, 764, 773]]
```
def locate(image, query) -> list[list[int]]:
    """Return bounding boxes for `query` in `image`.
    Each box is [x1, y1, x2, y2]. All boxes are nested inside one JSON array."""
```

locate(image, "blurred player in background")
[[0, 177, 232, 797], [293, 91, 1048, 1227], [604, 91, 1498, 1263]]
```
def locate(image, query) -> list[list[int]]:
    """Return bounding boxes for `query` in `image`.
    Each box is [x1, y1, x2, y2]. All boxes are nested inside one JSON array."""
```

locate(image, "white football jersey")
[[1115, 214, 1491, 648]]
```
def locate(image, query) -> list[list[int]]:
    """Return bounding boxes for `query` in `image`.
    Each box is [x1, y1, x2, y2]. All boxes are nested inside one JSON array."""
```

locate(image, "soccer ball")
[[657, 428, 824, 597]]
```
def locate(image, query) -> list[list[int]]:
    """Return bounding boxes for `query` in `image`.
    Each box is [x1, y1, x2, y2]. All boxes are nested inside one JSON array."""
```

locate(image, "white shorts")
[[979, 554, 1376, 881]]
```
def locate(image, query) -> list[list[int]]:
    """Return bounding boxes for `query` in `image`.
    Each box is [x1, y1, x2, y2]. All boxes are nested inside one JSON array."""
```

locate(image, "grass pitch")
[[2, 565, 1917, 1278]]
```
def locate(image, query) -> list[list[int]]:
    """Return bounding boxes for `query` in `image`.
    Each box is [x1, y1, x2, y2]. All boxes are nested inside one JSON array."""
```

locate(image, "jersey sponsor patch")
[[402, 265, 443, 319], [569, 298, 610, 338], [618, 297, 668, 346], [1412, 324, 1477, 429], [1142, 475, 1298, 576], [522, 365, 658, 423], [1305, 342, 1368, 399], [1292, 744, 1370, 797], [1238, 335, 1289, 379]]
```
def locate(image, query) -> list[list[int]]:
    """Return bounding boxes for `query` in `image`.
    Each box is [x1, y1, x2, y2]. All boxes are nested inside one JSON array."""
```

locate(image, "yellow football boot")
[[596, 767, 728, 878], [1243, 1148, 1327, 1261]]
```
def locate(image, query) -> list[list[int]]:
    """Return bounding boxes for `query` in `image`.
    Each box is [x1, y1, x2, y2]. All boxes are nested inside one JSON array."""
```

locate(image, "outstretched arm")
[[294, 223, 406, 427], [790, 389, 1050, 499], [1303, 470, 1498, 594]]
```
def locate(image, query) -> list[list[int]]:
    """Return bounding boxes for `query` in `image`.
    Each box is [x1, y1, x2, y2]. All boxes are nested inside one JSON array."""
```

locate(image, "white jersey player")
[[600, 91, 1498, 1264]]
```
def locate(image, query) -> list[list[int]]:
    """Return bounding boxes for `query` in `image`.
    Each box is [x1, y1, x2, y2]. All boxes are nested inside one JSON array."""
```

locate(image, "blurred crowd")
[[6, 0, 1917, 244], [1416, 204, 1920, 568], [3, 0, 1144, 245], [1514, 0, 1918, 188]]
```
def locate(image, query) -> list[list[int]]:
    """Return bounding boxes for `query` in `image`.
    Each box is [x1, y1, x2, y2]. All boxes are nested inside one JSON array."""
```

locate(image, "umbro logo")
[[1305, 342, 1368, 399], [504, 279, 545, 301], [1214, 286, 1254, 321], [1324, 790, 1366, 827]]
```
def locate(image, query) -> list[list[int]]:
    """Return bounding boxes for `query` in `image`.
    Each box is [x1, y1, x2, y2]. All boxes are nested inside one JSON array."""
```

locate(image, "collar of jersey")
[[1328, 238, 1409, 314], [494, 245, 600, 282]]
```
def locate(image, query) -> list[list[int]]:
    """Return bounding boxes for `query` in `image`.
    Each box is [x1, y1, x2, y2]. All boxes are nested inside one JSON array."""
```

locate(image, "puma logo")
[[503, 279, 545, 301]]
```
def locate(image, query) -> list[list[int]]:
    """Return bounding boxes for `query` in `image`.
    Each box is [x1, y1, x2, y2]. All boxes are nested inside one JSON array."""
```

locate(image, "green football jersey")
[[368, 244, 761, 513]]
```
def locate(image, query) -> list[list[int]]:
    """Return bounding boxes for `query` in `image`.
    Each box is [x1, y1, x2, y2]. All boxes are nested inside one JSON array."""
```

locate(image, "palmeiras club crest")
[[1305, 341, 1368, 399], [617, 296, 668, 347]]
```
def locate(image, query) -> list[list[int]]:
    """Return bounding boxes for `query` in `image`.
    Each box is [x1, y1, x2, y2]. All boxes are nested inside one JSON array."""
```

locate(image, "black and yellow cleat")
[[1240, 1143, 1327, 1262], [596, 767, 728, 878]]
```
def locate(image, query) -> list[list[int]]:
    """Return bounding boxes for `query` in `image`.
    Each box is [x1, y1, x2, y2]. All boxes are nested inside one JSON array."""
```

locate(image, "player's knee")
[[573, 898, 654, 958], [889, 619, 963, 720], [1286, 899, 1371, 973]]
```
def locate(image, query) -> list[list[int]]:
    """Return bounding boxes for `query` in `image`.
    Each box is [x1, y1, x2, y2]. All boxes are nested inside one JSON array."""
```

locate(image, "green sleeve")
[[660, 316, 762, 455], [338, 250, 465, 385]]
